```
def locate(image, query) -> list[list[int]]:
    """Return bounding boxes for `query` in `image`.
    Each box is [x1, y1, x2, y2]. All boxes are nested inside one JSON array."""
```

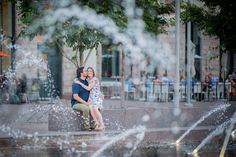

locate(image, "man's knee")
[[73, 103, 89, 111]]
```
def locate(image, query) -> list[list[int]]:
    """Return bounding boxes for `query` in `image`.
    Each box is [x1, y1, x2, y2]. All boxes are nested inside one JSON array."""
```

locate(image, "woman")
[[75, 67, 105, 131]]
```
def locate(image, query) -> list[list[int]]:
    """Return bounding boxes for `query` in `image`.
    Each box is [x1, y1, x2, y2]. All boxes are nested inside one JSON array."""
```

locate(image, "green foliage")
[[181, 0, 236, 51], [17, 0, 175, 67], [77, 0, 128, 28], [136, 0, 175, 34]]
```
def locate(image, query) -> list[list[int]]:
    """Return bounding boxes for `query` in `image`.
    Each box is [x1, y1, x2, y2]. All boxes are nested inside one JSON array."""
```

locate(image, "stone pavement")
[[0, 99, 235, 138], [0, 99, 236, 157]]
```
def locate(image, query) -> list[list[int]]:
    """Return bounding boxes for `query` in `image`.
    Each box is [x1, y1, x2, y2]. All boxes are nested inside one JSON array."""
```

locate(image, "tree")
[[181, 0, 236, 79], [17, 0, 175, 67]]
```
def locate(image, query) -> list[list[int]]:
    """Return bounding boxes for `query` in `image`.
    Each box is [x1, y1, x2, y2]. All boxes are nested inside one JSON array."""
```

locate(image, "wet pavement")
[[0, 99, 236, 156]]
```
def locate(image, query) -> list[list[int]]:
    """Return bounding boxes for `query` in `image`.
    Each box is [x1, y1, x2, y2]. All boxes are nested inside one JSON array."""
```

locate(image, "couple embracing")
[[71, 66, 105, 131]]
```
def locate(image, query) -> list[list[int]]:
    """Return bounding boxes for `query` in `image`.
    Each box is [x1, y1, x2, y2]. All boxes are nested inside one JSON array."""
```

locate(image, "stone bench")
[[48, 104, 94, 131]]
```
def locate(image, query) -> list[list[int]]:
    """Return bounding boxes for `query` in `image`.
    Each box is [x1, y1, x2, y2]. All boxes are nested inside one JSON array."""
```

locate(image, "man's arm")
[[73, 94, 91, 106]]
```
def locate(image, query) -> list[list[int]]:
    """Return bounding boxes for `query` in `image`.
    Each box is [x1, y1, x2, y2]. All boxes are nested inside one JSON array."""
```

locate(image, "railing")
[[101, 82, 236, 102], [101, 82, 121, 99]]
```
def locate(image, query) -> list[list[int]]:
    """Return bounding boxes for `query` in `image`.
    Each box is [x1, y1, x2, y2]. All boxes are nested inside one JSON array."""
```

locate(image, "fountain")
[[0, 0, 235, 157], [219, 112, 236, 157], [92, 126, 146, 157], [176, 103, 231, 144], [192, 119, 231, 155]]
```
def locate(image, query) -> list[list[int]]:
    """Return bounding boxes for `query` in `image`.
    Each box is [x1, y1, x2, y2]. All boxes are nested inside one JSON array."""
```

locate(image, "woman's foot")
[[98, 124, 105, 131], [94, 123, 100, 130], [94, 124, 105, 131]]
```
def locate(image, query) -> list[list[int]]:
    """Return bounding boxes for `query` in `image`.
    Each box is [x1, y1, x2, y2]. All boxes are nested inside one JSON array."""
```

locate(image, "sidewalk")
[[103, 99, 235, 108], [0, 99, 236, 157]]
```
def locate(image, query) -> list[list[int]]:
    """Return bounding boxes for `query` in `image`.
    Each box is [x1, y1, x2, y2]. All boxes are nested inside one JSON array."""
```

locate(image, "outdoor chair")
[[193, 82, 202, 101], [124, 84, 135, 100], [179, 84, 186, 101], [216, 83, 224, 99], [138, 83, 146, 101], [160, 83, 169, 102], [154, 83, 161, 102], [147, 82, 155, 101]]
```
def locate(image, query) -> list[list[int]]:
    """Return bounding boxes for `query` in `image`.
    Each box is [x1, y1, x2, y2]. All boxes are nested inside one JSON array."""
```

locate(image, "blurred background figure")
[[16, 73, 28, 103], [155, 74, 161, 84], [30, 78, 40, 102]]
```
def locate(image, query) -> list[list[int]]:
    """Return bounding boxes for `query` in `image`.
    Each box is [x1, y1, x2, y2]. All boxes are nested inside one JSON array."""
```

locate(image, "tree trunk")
[[83, 48, 93, 66], [79, 51, 83, 67]]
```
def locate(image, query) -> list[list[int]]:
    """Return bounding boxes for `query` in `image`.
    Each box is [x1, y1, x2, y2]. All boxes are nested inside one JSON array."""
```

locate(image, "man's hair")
[[76, 66, 84, 78]]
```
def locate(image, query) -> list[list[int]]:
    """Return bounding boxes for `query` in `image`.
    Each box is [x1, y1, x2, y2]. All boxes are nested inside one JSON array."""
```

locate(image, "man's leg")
[[73, 103, 90, 129]]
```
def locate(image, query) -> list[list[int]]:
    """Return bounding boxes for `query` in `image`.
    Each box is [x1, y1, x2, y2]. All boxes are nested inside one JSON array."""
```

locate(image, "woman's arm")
[[74, 79, 95, 91]]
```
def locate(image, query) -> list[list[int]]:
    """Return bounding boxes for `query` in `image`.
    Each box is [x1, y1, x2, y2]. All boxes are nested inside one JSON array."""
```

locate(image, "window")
[[102, 46, 119, 80]]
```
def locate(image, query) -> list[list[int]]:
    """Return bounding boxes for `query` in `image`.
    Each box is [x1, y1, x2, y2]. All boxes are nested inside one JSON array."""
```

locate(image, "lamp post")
[[174, 0, 180, 112], [11, 1, 16, 72], [0, 31, 3, 75], [223, 67, 227, 99], [186, 0, 192, 105], [10, 37, 15, 72]]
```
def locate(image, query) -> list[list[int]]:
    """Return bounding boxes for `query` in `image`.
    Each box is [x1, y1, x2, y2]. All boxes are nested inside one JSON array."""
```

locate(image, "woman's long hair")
[[87, 67, 95, 77]]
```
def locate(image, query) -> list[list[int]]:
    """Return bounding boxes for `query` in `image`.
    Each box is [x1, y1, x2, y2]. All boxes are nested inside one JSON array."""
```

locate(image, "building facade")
[[0, 0, 15, 75], [2, 0, 232, 99], [15, 25, 222, 99]]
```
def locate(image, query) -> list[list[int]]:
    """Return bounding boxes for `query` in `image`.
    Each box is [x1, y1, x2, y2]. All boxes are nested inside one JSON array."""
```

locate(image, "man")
[[71, 67, 92, 130]]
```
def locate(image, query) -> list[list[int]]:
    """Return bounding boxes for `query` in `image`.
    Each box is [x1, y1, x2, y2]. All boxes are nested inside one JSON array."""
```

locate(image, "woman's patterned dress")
[[88, 77, 103, 109]]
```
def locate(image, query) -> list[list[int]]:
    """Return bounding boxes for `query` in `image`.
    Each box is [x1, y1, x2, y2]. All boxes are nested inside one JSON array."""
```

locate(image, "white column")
[[186, 0, 192, 105], [174, 0, 180, 115]]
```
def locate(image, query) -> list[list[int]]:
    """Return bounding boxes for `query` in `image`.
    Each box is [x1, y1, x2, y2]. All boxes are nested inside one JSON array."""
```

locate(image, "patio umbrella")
[[0, 52, 9, 57], [0, 52, 8, 75]]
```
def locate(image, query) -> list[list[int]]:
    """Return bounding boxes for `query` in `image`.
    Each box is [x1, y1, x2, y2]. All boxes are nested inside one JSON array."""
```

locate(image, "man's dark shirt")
[[71, 78, 90, 106]]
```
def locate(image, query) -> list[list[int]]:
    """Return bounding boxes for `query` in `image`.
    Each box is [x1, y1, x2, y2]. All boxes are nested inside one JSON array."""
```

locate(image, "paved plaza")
[[0, 99, 236, 156]]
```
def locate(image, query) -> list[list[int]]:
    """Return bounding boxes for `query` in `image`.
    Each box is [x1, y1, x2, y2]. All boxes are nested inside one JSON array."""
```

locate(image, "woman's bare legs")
[[89, 106, 99, 129], [92, 106, 105, 130]]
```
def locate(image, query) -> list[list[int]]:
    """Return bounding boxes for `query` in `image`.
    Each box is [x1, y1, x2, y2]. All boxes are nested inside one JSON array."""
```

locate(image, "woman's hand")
[[74, 79, 82, 85], [87, 101, 92, 106]]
